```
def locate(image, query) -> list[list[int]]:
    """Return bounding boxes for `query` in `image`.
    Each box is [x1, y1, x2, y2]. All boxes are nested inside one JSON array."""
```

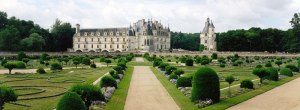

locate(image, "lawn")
[[0, 67, 111, 110]]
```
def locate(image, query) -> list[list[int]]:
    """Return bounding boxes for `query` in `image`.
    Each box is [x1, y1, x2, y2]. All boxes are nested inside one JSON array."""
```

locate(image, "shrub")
[[280, 68, 293, 77], [255, 64, 263, 68], [220, 63, 225, 68], [70, 84, 105, 108], [104, 59, 112, 66], [36, 67, 46, 74], [165, 66, 177, 75], [112, 73, 120, 79], [109, 70, 115, 76], [4, 62, 17, 74], [158, 63, 169, 71], [174, 69, 184, 76], [268, 68, 278, 81], [211, 53, 218, 59], [240, 79, 254, 89], [90, 63, 96, 68], [169, 73, 178, 79], [0, 85, 18, 110], [225, 75, 235, 97], [153, 59, 162, 67], [100, 75, 117, 88], [50, 62, 63, 72], [15, 61, 26, 69], [17, 51, 27, 61], [201, 57, 210, 65], [113, 66, 123, 71], [22, 58, 30, 64], [117, 62, 127, 70], [176, 76, 192, 87], [265, 62, 272, 67], [56, 92, 86, 110], [191, 67, 220, 102], [116, 70, 124, 75], [81, 57, 91, 65], [232, 62, 238, 66], [285, 64, 299, 72], [180, 57, 187, 63], [185, 58, 194, 66], [1, 59, 7, 66], [99, 57, 106, 62], [252, 68, 270, 84]]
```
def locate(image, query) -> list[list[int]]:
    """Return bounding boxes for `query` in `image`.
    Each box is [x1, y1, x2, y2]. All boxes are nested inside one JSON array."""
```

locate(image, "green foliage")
[[0, 85, 18, 110], [252, 68, 270, 84], [70, 84, 105, 108], [113, 73, 120, 79], [50, 62, 62, 72], [165, 66, 177, 75], [104, 59, 112, 66], [17, 51, 27, 61], [36, 67, 46, 74], [15, 61, 26, 69], [117, 62, 127, 70], [100, 75, 117, 88], [22, 58, 30, 64], [185, 58, 194, 66], [4, 62, 17, 74], [81, 57, 91, 65], [285, 64, 299, 72], [280, 68, 293, 77], [109, 70, 115, 76], [1, 59, 7, 66], [174, 69, 184, 76], [200, 56, 210, 65], [191, 67, 220, 102], [176, 76, 192, 87], [20, 33, 45, 51], [225, 75, 235, 85], [90, 63, 96, 68], [56, 92, 86, 110], [275, 60, 283, 67], [158, 63, 169, 71], [171, 32, 200, 51], [41, 53, 49, 61], [265, 62, 272, 67], [211, 53, 218, 59], [153, 59, 162, 67], [72, 57, 80, 68], [169, 73, 178, 79], [240, 79, 254, 89], [113, 66, 123, 72], [199, 44, 205, 52], [255, 64, 263, 68], [220, 63, 226, 68], [268, 68, 278, 81]]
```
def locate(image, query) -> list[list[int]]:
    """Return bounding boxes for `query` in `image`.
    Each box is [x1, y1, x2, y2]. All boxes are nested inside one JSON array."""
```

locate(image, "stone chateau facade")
[[200, 18, 217, 51], [71, 19, 171, 52]]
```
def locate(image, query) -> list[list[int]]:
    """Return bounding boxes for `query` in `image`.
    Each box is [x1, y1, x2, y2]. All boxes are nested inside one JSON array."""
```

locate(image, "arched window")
[[84, 32, 87, 36]]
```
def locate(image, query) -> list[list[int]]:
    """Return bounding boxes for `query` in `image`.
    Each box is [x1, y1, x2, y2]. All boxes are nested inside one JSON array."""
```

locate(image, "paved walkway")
[[135, 57, 145, 62], [124, 66, 180, 110], [228, 77, 300, 110]]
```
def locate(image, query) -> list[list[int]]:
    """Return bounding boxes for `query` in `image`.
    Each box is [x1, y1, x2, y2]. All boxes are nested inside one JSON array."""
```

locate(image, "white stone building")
[[71, 19, 171, 52], [200, 18, 217, 51]]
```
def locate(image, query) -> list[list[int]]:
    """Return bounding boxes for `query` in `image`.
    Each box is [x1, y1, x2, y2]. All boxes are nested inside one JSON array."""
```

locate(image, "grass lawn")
[[151, 67, 198, 110], [105, 67, 134, 110], [0, 67, 111, 110]]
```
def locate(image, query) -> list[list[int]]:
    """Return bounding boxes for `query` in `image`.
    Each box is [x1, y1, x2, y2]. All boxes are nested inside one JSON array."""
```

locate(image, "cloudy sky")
[[0, 0, 299, 33]]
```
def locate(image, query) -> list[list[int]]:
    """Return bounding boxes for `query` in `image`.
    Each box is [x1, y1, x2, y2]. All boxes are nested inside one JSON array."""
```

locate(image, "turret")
[[76, 24, 80, 34]]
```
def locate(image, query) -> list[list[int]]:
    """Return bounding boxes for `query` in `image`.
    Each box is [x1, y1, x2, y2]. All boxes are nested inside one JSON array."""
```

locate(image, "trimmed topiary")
[[165, 66, 177, 75], [153, 59, 162, 67], [169, 73, 178, 79], [185, 58, 194, 66], [285, 64, 299, 72], [265, 62, 272, 67], [100, 75, 117, 88], [191, 67, 220, 102], [268, 68, 278, 81], [280, 68, 293, 77], [176, 76, 192, 87], [158, 63, 169, 71], [0, 85, 18, 110], [56, 92, 86, 110], [109, 70, 115, 76], [1, 59, 7, 66], [252, 68, 270, 84], [255, 64, 263, 68], [50, 62, 62, 72], [15, 61, 26, 69], [174, 69, 184, 76], [220, 63, 225, 68], [112, 73, 120, 79], [240, 79, 254, 89], [113, 66, 123, 72], [90, 63, 96, 68], [36, 67, 46, 74], [116, 70, 124, 75], [117, 62, 127, 70]]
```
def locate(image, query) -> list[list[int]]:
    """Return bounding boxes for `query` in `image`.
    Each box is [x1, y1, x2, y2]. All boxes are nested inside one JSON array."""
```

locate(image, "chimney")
[[76, 24, 80, 33]]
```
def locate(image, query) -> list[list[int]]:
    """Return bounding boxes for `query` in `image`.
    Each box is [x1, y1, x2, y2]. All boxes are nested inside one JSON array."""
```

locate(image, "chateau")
[[200, 18, 217, 51], [71, 19, 171, 52]]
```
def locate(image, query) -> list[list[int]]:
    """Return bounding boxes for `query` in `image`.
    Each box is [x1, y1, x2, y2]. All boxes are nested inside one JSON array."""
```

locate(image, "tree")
[[4, 62, 16, 74], [191, 67, 220, 102], [56, 92, 86, 110], [225, 75, 235, 97], [72, 57, 81, 68], [50, 62, 62, 72], [20, 33, 45, 51], [22, 58, 30, 64], [81, 57, 91, 65], [17, 51, 26, 61], [252, 68, 270, 84], [50, 19, 75, 51], [70, 84, 105, 108], [0, 26, 21, 51], [0, 85, 18, 110], [275, 60, 282, 68], [185, 58, 194, 66], [104, 59, 112, 67], [289, 13, 300, 52]]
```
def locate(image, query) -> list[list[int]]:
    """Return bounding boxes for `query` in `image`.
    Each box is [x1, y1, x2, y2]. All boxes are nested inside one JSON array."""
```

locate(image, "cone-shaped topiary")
[[191, 67, 220, 102], [56, 92, 86, 110]]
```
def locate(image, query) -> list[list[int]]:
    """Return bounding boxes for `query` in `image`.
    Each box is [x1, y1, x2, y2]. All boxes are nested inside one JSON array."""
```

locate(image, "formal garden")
[[0, 52, 136, 110], [144, 53, 300, 109]]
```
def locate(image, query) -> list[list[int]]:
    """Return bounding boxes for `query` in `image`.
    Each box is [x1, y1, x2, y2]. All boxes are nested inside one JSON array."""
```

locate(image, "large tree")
[[289, 13, 300, 52], [50, 19, 75, 51], [20, 33, 46, 51], [0, 26, 21, 51]]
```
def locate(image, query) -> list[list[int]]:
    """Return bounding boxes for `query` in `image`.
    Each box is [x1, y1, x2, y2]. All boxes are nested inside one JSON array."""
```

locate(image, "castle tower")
[[200, 17, 216, 51]]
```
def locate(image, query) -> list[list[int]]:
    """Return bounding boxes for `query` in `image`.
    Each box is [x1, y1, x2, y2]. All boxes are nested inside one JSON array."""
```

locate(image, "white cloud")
[[0, 0, 298, 32]]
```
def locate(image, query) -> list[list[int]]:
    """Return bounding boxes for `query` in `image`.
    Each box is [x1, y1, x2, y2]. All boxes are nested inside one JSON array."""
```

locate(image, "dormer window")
[[104, 32, 107, 36], [110, 32, 113, 36], [116, 32, 119, 36], [84, 32, 87, 36], [122, 32, 126, 36], [97, 32, 100, 36], [91, 32, 94, 36]]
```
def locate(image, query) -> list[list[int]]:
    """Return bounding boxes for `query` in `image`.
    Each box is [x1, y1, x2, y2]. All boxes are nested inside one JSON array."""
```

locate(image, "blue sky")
[[0, 0, 299, 32]]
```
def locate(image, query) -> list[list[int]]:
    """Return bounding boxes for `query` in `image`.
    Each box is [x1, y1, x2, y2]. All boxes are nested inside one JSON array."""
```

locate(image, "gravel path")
[[228, 77, 300, 110], [124, 66, 180, 110], [135, 57, 145, 62]]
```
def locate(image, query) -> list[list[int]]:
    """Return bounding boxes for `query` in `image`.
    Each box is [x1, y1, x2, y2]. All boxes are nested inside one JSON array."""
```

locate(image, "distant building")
[[71, 19, 171, 52], [200, 18, 217, 51]]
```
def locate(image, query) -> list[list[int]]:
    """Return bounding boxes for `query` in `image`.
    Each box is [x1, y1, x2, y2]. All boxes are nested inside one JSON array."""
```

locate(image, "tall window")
[[78, 38, 80, 42], [92, 38, 93, 42], [78, 44, 80, 48], [92, 45, 93, 48], [105, 44, 106, 48], [105, 38, 107, 41], [111, 38, 113, 41], [110, 45, 112, 48], [117, 38, 119, 42], [117, 44, 119, 48], [123, 38, 125, 41]]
